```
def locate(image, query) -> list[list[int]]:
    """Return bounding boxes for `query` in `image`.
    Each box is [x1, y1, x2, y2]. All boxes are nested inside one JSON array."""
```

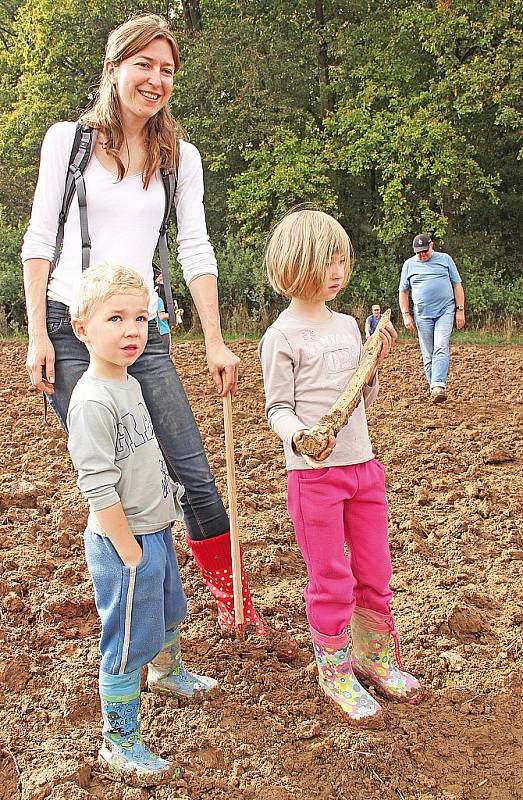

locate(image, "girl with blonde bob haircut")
[[259, 209, 423, 728], [265, 209, 352, 300]]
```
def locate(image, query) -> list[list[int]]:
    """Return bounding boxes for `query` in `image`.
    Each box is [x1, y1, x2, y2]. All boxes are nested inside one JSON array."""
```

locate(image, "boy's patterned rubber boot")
[[147, 627, 218, 699], [186, 531, 266, 635], [351, 607, 422, 703], [99, 693, 176, 786], [310, 626, 381, 726]]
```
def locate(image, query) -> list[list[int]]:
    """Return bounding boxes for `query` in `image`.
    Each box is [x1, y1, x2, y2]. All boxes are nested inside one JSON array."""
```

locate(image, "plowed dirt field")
[[1, 338, 522, 800]]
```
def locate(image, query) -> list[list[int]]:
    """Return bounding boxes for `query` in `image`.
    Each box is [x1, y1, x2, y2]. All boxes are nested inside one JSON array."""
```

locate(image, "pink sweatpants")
[[287, 459, 393, 637]]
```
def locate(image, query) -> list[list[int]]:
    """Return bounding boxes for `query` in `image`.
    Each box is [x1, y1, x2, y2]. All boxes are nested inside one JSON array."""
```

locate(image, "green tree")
[[327, 0, 522, 253], [228, 125, 339, 246], [0, 206, 24, 326], [0, 0, 520, 330]]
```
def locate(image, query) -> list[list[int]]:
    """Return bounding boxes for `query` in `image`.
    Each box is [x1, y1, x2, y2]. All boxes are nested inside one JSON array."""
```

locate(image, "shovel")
[[222, 392, 245, 631]]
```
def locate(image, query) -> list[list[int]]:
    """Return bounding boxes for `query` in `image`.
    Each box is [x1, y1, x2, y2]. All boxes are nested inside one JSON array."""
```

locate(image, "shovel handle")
[[222, 392, 244, 626]]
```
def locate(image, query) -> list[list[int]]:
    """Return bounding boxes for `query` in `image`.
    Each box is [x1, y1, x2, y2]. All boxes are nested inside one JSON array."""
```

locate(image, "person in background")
[[398, 234, 465, 403], [154, 272, 171, 352], [174, 299, 184, 327], [364, 304, 381, 338]]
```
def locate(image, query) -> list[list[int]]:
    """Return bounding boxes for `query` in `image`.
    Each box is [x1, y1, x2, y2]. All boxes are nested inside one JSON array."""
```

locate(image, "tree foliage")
[[0, 0, 521, 330]]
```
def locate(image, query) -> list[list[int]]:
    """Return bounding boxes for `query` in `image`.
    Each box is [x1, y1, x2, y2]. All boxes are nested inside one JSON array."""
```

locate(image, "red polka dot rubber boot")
[[310, 626, 381, 726], [350, 607, 422, 704], [186, 531, 266, 636]]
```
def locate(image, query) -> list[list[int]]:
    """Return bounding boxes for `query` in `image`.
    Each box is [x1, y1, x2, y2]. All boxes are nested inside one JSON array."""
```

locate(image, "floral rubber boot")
[[310, 626, 381, 725], [99, 693, 176, 786], [147, 627, 218, 700], [351, 607, 422, 703]]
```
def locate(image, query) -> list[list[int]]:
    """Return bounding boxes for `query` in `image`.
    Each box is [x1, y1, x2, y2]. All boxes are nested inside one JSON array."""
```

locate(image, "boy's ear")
[[71, 318, 88, 343]]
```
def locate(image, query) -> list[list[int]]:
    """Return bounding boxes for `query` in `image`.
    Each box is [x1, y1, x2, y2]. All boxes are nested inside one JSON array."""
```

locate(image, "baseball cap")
[[413, 234, 432, 253]]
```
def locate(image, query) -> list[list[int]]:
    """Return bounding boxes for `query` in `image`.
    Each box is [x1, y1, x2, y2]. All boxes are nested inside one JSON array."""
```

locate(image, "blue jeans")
[[46, 300, 229, 540], [413, 310, 454, 389], [84, 526, 187, 674]]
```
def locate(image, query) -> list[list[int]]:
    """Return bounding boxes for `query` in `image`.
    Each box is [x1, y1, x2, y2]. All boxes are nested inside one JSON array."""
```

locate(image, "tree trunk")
[[182, 0, 202, 33], [314, 0, 333, 115]]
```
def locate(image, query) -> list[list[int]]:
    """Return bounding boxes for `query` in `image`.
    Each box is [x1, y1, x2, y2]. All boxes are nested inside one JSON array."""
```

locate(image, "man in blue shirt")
[[399, 234, 466, 403], [365, 304, 381, 338]]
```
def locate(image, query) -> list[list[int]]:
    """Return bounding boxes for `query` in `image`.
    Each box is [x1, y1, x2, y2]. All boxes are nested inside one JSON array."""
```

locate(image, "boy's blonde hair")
[[70, 264, 149, 321], [265, 209, 352, 300]]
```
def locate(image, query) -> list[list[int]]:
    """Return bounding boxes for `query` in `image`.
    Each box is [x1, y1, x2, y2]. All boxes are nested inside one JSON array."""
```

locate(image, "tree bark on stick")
[[295, 309, 391, 460]]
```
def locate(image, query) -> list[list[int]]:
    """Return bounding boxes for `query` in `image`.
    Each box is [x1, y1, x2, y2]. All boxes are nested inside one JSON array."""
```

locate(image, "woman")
[[22, 13, 266, 638]]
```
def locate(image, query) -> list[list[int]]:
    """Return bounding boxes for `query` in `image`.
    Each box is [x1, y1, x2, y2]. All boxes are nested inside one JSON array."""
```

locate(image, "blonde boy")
[[67, 264, 216, 786]]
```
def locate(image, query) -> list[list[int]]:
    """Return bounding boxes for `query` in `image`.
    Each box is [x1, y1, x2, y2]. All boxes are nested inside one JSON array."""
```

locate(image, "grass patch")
[[0, 330, 28, 343], [396, 329, 522, 346], [218, 328, 523, 346], [6, 325, 522, 347], [450, 329, 523, 345]]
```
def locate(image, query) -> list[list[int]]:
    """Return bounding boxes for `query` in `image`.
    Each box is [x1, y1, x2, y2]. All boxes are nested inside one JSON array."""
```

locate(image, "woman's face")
[[106, 37, 175, 123]]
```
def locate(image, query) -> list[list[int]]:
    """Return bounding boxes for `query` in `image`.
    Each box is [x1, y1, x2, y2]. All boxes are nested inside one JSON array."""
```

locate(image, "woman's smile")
[[138, 89, 162, 102]]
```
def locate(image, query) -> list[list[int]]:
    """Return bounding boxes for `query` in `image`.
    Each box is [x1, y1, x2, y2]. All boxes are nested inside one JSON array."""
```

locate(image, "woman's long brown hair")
[[80, 13, 184, 188]]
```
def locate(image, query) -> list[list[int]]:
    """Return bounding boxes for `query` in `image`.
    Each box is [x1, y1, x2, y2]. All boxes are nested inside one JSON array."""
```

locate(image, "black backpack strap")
[[52, 124, 95, 273], [52, 129, 177, 314], [158, 168, 177, 326]]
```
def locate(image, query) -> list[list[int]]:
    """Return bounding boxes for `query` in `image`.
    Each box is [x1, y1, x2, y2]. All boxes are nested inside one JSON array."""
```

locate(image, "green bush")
[[0, 210, 25, 330], [3, 212, 520, 338], [457, 257, 523, 320], [338, 252, 403, 325]]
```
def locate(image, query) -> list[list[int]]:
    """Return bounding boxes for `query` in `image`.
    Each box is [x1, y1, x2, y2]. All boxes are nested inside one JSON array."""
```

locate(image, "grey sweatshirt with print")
[[258, 309, 378, 471], [67, 373, 180, 535]]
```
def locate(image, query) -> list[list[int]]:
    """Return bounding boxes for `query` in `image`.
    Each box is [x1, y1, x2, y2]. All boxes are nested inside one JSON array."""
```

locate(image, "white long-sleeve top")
[[258, 308, 378, 471], [21, 121, 217, 318]]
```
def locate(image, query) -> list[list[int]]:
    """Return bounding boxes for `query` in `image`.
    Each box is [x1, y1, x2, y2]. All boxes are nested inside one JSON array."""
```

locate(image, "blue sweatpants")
[[84, 525, 187, 676]]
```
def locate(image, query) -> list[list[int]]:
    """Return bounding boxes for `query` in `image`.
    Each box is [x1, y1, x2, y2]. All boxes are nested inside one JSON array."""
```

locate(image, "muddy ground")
[[0, 338, 522, 800]]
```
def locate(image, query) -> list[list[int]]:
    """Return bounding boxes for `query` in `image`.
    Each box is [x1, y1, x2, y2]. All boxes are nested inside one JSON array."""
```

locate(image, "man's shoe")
[[430, 387, 447, 403]]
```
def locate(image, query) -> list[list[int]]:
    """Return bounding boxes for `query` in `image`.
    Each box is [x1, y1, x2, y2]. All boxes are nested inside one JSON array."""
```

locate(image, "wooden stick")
[[222, 392, 245, 627], [295, 309, 391, 460]]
